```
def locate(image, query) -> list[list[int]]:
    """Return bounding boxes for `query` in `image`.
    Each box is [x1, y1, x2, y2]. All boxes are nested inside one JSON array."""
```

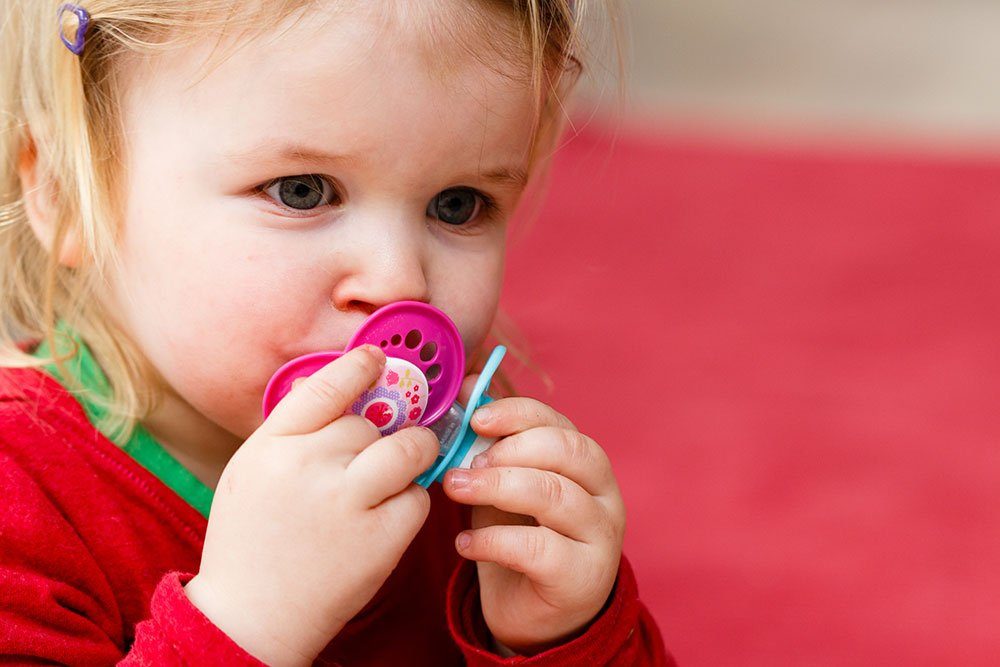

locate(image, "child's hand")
[[443, 382, 627, 655], [184, 346, 439, 666]]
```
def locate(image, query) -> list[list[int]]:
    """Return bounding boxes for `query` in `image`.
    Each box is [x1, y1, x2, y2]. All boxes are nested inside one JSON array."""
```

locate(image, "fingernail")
[[360, 344, 385, 362], [457, 532, 472, 550], [449, 470, 471, 489], [471, 453, 488, 469], [474, 407, 494, 425]]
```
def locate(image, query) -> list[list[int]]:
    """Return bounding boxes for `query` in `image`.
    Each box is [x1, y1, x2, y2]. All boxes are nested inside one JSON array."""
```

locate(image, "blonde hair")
[[0, 0, 623, 441]]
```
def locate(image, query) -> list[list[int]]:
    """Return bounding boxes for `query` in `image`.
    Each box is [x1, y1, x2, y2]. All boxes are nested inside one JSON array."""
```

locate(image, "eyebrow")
[[480, 165, 529, 189], [223, 141, 528, 188], [224, 142, 364, 168]]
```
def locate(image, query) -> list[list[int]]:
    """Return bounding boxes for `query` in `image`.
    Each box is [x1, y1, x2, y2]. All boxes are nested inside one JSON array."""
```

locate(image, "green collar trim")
[[33, 322, 213, 518]]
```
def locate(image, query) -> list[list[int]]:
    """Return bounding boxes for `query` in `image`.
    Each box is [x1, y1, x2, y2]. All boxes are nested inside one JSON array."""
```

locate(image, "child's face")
[[105, 3, 537, 441]]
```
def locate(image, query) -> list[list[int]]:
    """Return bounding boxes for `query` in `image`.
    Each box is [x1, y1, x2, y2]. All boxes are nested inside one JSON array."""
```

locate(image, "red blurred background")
[[500, 118, 1000, 665], [494, 3, 1000, 663]]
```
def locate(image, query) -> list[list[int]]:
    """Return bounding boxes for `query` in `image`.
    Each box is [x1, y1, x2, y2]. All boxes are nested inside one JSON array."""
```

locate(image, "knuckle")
[[349, 346, 382, 376], [537, 472, 565, 509], [304, 377, 350, 410], [396, 435, 424, 468], [597, 514, 619, 545], [524, 399, 545, 423], [510, 398, 534, 424], [477, 529, 498, 558], [596, 447, 613, 475], [522, 530, 547, 569], [560, 428, 591, 467], [478, 529, 494, 552], [485, 531, 517, 569], [487, 441, 509, 466], [484, 467, 505, 494], [614, 498, 627, 535], [396, 428, 436, 468]]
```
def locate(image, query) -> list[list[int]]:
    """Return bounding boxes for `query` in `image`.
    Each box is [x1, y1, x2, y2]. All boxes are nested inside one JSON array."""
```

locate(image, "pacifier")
[[261, 301, 506, 487]]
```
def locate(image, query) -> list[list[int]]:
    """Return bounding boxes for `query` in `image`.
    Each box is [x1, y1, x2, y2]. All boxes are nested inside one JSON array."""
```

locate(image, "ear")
[[16, 133, 82, 268]]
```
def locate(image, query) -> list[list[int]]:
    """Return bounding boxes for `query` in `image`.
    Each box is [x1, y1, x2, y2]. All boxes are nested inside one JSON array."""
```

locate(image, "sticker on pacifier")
[[351, 358, 429, 435]]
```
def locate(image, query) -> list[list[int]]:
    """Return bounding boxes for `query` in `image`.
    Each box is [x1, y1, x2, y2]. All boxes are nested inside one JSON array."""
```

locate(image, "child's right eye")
[[261, 174, 340, 211]]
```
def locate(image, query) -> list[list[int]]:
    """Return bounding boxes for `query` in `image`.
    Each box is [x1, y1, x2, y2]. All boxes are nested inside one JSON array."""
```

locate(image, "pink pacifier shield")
[[261, 301, 464, 427], [347, 301, 464, 425], [352, 358, 429, 435]]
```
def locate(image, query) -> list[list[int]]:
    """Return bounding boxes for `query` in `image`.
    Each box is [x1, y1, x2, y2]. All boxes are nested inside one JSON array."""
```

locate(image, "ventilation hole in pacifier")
[[426, 364, 441, 380], [390, 334, 402, 346], [404, 329, 422, 349], [379, 340, 388, 347], [419, 342, 437, 361]]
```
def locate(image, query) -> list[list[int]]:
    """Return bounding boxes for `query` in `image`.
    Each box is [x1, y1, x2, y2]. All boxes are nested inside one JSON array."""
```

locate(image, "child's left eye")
[[261, 174, 339, 211], [427, 187, 494, 226]]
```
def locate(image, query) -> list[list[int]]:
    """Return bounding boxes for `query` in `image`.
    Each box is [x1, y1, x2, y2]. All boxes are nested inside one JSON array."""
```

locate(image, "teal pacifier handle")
[[415, 345, 506, 487]]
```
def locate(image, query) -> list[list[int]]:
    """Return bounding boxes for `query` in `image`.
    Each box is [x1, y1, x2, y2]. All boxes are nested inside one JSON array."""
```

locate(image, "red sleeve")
[[122, 572, 265, 666], [446, 554, 676, 666], [0, 455, 262, 666]]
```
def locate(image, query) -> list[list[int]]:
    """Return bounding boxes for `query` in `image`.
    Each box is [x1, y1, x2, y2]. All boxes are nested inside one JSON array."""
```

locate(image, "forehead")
[[120, 1, 538, 171]]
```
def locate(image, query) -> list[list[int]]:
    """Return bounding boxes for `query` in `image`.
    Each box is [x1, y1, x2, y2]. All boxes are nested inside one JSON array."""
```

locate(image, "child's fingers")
[[263, 346, 385, 437], [345, 426, 440, 507], [471, 397, 576, 437], [470, 427, 618, 498], [444, 466, 607, 544], [454, 524, 572, 587], [373, 483, 432, 543], [302, 414, 382, 461]]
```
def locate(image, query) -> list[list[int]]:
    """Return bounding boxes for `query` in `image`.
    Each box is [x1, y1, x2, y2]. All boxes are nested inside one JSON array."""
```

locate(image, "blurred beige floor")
[[601, 0, 1000, 147]]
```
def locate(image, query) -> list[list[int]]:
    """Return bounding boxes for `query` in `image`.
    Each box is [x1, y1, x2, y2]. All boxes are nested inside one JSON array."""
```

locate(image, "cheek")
[[109, 205, 334, 435], [121, 222, 288, 342], [430, 239, 505, 355], [118, 177, 327, 333]]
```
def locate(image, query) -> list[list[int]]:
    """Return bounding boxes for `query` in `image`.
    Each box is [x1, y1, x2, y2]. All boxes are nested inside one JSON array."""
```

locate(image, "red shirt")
[[0, 365, 671, 665]]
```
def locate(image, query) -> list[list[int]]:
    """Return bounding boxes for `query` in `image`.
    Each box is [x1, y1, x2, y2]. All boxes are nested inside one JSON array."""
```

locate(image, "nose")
[[330, 215, 430, 315]]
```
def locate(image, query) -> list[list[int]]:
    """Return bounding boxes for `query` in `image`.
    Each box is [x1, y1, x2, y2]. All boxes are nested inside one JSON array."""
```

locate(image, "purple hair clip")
[[57, 3, 91, 56]]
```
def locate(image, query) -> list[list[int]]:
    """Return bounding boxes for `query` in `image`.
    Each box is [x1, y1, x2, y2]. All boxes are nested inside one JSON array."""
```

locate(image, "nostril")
[[331, 295, 379, 317], [348, 301, 379, 317]]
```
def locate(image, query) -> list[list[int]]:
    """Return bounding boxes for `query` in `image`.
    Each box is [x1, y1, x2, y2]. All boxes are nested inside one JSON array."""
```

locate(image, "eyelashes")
[[262, 174, 339, 210], [256, 174, 500, 228], [427, 187, 497, 226]]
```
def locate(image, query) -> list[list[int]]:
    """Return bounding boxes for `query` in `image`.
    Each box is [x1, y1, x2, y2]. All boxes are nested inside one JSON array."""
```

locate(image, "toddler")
[[0, 0, 671, 664]]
